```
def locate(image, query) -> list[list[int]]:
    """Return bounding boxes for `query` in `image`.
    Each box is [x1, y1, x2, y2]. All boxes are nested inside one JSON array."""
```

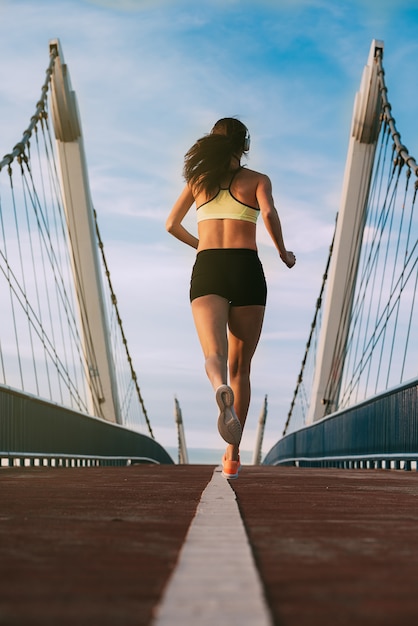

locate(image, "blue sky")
[[0, 0, 417, 459]]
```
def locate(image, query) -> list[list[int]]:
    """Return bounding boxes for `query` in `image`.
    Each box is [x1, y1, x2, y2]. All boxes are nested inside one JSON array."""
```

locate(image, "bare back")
[[194, 167, 262, 252], [166, 161, 294, 266]]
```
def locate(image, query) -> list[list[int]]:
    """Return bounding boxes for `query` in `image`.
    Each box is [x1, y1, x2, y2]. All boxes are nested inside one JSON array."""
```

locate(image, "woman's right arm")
[[166, 185, 199, 249], [256, 174, 296, 268]]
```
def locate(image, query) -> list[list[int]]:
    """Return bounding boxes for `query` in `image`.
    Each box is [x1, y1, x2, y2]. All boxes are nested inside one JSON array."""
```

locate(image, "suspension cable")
[[282, 225, 335, 436], [376, 49, 418, 179], [0, 47, 58, 172], [93, 209, 154, 439]]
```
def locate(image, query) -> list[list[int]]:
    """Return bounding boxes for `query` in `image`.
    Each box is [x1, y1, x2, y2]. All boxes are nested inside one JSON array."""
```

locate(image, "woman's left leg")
[[226, 304, 265, 460], [191, 294, 230, 390], [191, 294, 243, 446]]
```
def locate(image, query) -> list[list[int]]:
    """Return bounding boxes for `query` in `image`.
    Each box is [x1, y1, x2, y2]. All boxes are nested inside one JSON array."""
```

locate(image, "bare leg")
[[191, 296, 265, 456], [226, 305, 265, 460], [191, 294, 230, 390], [191, 295, 242, 445]]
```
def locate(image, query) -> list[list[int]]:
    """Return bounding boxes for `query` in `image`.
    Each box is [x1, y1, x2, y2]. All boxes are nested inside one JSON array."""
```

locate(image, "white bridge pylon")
[[307, 39, 384, 423], [49, 39, 121, 424]]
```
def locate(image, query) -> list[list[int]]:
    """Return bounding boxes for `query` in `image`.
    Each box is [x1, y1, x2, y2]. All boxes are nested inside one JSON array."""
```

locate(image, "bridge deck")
[[1, 464, 418, 625]]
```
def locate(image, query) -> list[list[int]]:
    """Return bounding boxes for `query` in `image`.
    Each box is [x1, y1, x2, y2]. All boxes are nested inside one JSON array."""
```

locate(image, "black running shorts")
[[190, 248, 267, 306]]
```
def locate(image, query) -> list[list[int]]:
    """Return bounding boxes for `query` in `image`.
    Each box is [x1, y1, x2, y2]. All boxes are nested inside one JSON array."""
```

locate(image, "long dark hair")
[[183, 118, 249, 196]]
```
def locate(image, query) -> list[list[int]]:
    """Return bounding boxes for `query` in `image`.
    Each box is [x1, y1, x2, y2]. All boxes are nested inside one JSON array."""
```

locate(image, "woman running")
[[166, 118, 296, 478]]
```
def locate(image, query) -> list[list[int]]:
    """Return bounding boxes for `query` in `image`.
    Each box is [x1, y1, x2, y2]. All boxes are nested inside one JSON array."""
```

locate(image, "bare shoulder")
[[243, 169, 273, 198], [241, 167, 271, 186], [240, 166, 271, 185]]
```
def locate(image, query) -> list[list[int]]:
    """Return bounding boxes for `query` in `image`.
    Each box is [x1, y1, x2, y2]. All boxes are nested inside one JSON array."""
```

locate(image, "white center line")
[[152, 466, 273, 625]]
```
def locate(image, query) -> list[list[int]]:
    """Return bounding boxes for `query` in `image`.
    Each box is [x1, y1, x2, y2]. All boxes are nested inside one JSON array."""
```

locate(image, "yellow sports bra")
[[196, 168, 260, 224]]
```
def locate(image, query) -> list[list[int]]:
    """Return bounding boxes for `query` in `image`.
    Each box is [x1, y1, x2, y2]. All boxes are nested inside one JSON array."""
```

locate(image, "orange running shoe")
[[222, 454, 241, 480]]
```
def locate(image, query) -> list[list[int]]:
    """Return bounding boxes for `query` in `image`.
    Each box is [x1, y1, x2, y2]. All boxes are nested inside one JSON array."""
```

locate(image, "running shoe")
[[216, 384, 242, 445], [222, 454, 241, 480]]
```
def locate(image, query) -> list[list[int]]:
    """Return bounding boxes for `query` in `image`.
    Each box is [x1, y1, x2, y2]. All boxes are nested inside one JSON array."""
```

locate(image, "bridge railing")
[[0, 384, 173, 467], [264, 378, 418, 470]]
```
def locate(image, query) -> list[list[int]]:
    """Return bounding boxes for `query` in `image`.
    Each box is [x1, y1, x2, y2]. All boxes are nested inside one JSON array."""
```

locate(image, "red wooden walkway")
[[1, 465, 418, 625]]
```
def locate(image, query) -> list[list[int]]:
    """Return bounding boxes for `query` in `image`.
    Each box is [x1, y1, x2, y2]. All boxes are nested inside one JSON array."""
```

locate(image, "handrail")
[[0, 384, 174, 466], [264, 378, 418, 467]]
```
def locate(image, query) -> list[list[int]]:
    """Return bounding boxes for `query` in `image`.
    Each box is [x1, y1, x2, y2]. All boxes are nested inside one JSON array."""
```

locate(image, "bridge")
[[0, 39, 172, 467], [0, 39, 417, 624], [265, 40, 417, 469]]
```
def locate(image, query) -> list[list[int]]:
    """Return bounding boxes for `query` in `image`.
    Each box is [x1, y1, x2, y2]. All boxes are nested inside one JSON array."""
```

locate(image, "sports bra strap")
[[219, 167, 243, 190]]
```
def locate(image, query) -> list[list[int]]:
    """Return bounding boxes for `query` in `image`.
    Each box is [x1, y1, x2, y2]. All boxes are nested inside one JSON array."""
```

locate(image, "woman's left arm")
[[166, 185, 199, 249]]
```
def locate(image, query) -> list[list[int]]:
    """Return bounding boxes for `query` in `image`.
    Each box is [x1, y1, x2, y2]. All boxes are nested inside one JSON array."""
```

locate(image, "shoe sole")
[[222, 470, 239, 479], [216, 385, 242, 445]]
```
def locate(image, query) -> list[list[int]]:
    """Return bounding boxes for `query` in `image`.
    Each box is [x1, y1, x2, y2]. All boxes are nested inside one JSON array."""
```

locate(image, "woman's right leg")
[[223, 304, 265, 461]]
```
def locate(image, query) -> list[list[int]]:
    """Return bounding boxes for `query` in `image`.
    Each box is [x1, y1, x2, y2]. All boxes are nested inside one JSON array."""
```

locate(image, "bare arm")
[[256, 175, 296, 268], [166, 185, 199, 249]]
